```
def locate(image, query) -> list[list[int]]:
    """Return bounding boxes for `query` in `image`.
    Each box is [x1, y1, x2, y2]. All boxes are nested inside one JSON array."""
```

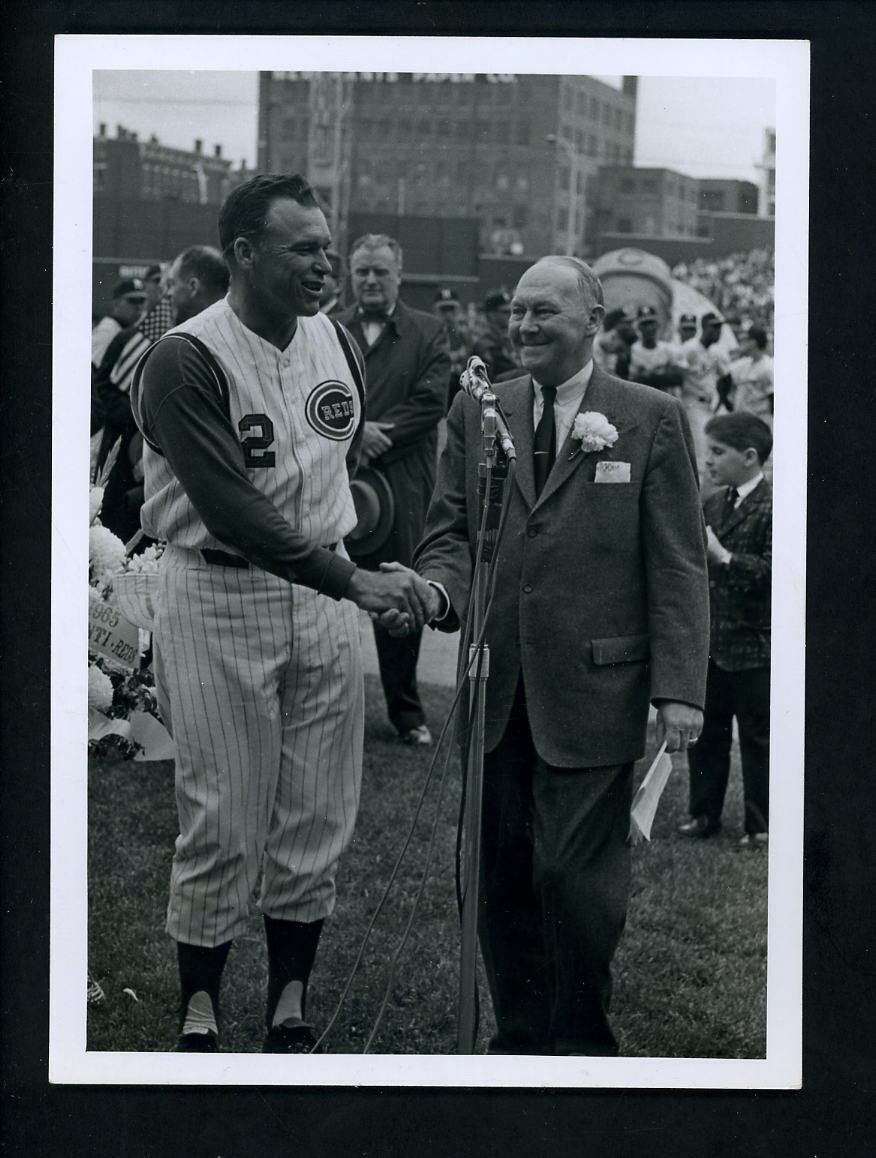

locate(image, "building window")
[[513, 204, 528, 228], [621, 177, 635, 193], [557, 206, 568, 230], [618, 217, 632, 232], [515, 120, 530, 145], [590, 95, 598, 117], [641, 177, 657, 194]]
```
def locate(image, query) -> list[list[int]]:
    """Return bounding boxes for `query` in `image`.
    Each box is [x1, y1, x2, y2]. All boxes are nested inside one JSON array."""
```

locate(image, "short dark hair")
[[705, 412, 773, 464], [175, 245, 230, 298], [746, 325, 768, 350], [218, 173, 319, 260]]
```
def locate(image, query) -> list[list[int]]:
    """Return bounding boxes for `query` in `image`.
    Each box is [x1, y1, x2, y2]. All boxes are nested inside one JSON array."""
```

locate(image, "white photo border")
[[51, 33, 809, 1088]]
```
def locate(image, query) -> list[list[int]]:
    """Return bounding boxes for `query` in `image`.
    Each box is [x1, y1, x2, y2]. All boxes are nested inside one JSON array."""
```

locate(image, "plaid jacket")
[[704, 478, 772, 671]]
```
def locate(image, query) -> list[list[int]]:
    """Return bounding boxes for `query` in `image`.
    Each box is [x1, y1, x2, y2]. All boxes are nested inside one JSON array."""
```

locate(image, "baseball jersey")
[[731, 354, 774, 420], [679, 337, 732, 407], [130, 299, 364, 599], [628, 339, 679, 380]]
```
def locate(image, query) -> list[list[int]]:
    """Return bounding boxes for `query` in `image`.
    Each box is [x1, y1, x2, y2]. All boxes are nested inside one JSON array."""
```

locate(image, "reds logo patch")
[[305, 380, 357, 441]]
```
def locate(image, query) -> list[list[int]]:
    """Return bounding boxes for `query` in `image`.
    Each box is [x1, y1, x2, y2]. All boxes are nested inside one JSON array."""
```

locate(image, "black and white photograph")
[[51, 33, 808, 1089]]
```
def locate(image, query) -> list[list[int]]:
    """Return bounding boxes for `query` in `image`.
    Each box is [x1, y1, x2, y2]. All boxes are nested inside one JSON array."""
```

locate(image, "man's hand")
[[346, 561, 435, 632], [360, 420, 395, 460], [705, 525, 731, 565], [656, 701, 704, 754], [371, 562, 442, 634]]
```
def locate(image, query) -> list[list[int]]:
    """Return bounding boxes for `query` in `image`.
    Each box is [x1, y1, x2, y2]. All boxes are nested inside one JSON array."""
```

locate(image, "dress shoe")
[[400, 724, 432, 746], [677, 815, 720, 838], [262, 1023, 321, 1054], [173, 1029, 219, 1052]]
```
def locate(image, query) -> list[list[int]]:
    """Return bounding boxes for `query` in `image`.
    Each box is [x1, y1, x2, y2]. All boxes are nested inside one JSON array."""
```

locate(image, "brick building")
[[256, 71, 637, 257], [593, 165, 700, 241], [93, 122, 239, 205]]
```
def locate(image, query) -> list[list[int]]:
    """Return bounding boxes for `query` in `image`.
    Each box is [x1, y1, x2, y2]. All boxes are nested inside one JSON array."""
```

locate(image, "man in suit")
[[679, 412, 772, 846], [339, 234, 450, 746], [384, 256, 710, 1055]]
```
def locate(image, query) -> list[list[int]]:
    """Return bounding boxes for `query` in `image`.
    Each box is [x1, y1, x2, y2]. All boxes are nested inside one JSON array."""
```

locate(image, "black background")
[[2, 3, 874, 1155]]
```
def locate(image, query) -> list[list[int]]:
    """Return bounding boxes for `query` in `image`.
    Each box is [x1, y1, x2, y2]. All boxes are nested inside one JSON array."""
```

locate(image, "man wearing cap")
[[433, 288, 474, 409], [676, 313, 699, 346], [628, 306, 684, 395], [679, 312, 734, 479], [340, 233, 451, 746], [91, 278, 148, 370], [473, 290, 521, 381]]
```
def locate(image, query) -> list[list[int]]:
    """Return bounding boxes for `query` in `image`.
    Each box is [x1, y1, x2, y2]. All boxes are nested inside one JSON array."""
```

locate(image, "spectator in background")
[[730, 325, 774, 427], [318, 251, 345, 317], [91, 278, 147, 370], [340, 234, 450, 746], [672, 249, 774, 334], [679, 412, 772, 847], [679, 312, 734, 480], [139, 263, 176, 342], [593, 307, 635, 379], [472, 289, 520, 380], [94, 246, 230, 544], [628, 305, 683, 396], [432, 287, 474, 408]]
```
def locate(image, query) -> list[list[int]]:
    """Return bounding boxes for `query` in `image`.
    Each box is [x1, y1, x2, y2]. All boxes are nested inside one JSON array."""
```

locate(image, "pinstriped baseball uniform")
[[131, 299, 366, 947]]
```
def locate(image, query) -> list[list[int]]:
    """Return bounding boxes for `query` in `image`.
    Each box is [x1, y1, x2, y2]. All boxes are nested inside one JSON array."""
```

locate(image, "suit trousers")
[[372, 622, 426, 734], [479, 680, 633, 1055], [688, 660, 770, 834]]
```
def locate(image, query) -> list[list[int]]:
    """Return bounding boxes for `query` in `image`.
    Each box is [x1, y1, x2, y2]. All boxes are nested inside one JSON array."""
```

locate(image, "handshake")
[[346, 561, 443, 636]]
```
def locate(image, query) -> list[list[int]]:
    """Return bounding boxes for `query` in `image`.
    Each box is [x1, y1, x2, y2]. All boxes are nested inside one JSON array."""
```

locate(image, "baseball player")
[[130, 173, 434, 1054]]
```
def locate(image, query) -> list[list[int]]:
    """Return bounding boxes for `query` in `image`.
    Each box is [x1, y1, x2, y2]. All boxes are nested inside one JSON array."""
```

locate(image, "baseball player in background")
[[130, 173, 435, 1054]]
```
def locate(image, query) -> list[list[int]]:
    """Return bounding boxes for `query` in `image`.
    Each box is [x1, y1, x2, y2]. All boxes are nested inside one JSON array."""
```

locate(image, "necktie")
[[723, 486, 739, 523], [533, 385, 557, 497]]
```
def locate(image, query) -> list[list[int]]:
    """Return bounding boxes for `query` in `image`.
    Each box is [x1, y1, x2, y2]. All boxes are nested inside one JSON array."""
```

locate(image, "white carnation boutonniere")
[[569, 411, 619, 459]]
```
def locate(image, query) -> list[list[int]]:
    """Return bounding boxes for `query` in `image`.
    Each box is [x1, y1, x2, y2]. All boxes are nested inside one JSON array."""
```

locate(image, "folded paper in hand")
[[629, 741, 673, 845]]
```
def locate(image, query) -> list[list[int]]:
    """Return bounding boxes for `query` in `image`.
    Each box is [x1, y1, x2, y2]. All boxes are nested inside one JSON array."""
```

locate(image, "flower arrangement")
[[88, 448, 171, 760], [570, 411, 619, 456]]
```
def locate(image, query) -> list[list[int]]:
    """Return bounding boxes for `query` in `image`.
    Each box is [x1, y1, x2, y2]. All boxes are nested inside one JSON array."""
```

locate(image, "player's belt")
[[201, 545, 337, 569]]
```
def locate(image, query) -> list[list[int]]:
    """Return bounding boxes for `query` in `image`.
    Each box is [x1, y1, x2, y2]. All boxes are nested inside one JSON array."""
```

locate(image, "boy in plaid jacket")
[[679, 412, 773, 846]]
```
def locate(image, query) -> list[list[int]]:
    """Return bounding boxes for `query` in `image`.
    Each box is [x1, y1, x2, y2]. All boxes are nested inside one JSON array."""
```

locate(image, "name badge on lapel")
[[595, 461, 631, 483]]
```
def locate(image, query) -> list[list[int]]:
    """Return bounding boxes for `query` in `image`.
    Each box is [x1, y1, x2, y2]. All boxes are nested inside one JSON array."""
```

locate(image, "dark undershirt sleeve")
[[136, 336, 357, 600]]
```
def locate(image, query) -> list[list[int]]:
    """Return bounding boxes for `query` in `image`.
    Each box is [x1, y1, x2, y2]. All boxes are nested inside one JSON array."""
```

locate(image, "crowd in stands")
[[671, 249, 775, 335]]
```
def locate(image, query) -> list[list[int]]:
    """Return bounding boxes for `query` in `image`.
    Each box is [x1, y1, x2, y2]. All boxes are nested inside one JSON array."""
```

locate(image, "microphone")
[[460, 357, 517, 461]]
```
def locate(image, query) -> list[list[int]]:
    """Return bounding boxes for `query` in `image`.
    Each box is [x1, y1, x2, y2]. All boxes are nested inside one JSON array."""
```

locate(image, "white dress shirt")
[[733, 472, 764, 507], [532, 360, 595, 455]]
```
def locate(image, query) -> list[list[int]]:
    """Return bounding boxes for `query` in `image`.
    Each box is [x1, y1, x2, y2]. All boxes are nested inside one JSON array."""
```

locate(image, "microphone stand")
[[457, 388, 509, 1054]]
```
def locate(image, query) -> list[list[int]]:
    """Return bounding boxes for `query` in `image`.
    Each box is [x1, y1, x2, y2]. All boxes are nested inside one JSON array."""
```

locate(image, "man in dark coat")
[[340, 234, 451, 745], [383, 256, 710, 1054]]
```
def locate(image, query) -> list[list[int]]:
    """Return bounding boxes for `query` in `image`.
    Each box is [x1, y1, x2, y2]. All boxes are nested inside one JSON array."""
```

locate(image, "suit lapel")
[[497, 375, 537, 508], [721, 479, 770, 535], [537, 366, 636, 505]]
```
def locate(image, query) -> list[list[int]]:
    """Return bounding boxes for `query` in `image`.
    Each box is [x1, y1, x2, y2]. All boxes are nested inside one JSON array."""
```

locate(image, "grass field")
[[87, 676, 767, 1057]]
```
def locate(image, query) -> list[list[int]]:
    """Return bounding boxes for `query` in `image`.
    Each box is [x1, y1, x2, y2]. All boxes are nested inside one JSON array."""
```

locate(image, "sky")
[[93, 70, 774, 186]]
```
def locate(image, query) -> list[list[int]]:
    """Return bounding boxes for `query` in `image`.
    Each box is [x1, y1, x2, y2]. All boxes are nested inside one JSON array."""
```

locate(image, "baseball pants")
[[154, 545, 364, 948]]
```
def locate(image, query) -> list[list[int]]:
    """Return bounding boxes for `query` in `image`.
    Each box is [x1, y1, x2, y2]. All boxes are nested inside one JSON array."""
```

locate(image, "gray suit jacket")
[[414, 365, 710, 767]]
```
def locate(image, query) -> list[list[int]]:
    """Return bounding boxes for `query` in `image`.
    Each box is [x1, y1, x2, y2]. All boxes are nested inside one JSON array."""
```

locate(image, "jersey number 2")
[[238, 414, 276, 467]]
